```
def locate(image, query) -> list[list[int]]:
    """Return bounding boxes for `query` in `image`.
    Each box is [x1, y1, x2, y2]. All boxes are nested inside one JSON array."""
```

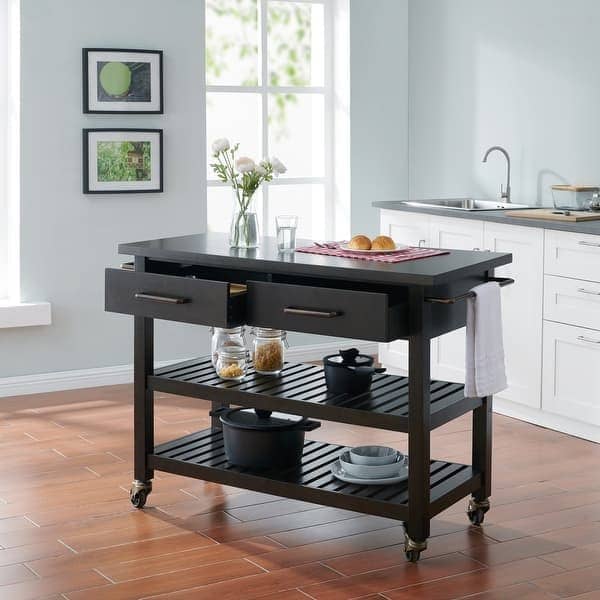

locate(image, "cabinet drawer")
[[105, 269, 246, 327], [545, 230, 600, 282], [542, 320, 600, 426], [544, 275, 600, 331], [246, 281, 407, 342]]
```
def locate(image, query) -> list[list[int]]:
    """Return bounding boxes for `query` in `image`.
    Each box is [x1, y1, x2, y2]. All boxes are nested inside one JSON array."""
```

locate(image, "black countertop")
[[119, 233, 511, 287], [373, 201, 600, 236]]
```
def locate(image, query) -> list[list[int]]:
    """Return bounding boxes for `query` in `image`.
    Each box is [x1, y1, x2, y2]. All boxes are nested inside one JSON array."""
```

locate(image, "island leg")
[[468, 395, 492, 525], [405, 287, 432, 562], [131, 257, 154, 509]]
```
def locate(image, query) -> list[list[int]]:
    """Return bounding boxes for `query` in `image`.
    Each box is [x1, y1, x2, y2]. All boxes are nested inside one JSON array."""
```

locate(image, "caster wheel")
[[130, 480, 152, 509], [403, 531, 427, 563], [405, 549, 421, 563], [130, 490, 147, 509], [467, 497, 490, 527], [468, 507, 486, 526]]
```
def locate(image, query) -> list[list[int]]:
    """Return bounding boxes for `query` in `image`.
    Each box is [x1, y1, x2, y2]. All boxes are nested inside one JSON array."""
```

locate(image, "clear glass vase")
[[229, 192, 259, 248]]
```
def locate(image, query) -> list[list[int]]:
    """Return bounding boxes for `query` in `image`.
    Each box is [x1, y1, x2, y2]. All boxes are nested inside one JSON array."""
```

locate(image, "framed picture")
[[83, 129, 163, 194], [82, 48, 163, 113]]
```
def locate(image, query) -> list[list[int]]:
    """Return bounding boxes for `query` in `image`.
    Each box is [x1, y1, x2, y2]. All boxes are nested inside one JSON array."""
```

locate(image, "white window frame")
[[0, 0, 50, 328], [205, 0, 348, 240]]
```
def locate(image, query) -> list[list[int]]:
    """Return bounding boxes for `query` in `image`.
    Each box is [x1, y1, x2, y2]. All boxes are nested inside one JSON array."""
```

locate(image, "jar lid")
[[254, 327, 286, 338], [219, 407, 305, 431], [213, 326, 245, 334]]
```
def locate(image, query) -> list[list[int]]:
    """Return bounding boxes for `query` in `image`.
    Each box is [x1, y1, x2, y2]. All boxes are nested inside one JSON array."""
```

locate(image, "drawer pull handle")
[[283, 307, 341, 318], [578, 240, 600, 248], [134, 292, 189, 305], [578, 288, 600, 296], [577, 335, 600, 344]]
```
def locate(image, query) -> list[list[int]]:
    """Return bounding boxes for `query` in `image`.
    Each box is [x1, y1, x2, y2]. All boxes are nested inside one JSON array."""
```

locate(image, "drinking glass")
[[276, 215, 298, 252]]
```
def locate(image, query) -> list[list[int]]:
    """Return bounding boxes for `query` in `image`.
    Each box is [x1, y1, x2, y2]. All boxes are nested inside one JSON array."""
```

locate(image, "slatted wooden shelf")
[[151, 428, 480, 519], [151, 357, 480, 432]]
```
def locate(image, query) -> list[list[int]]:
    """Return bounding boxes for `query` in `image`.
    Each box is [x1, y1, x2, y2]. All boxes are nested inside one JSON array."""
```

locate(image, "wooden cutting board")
[[505, 208, 600, 222]]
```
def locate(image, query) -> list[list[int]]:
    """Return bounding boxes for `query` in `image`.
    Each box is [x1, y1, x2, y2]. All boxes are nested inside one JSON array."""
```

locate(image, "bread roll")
[[371, 235, 396, 251], [348, 235, 372, 250]]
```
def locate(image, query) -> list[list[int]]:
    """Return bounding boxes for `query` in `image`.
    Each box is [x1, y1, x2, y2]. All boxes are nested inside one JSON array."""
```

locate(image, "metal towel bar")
[[425, 277, 515, 305]]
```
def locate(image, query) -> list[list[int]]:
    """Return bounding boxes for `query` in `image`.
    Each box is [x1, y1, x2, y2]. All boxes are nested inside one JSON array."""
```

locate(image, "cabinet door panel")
[[544, 274, 600, 331], [542, 320, 600, 425], [545, 230, 600, 283], [380, 210, 430, 247], [429, 218, 485, 383], [484, 223, 543, 408], [378, 211, 430, 374]]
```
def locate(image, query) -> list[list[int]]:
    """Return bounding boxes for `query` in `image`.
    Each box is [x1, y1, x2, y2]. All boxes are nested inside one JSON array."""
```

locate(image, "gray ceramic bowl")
[[340, 450, 405, 479], [350, 445, 399, 466]]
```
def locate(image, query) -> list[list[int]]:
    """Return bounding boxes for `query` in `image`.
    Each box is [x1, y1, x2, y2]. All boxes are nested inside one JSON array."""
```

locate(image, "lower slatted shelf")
[[151, 428, 481, 519], [150, 357, 481, 432]]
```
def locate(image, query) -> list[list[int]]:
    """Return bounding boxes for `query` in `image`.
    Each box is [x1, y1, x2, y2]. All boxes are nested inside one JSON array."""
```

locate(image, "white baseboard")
[[0, 341, 378, 399], [494, 397, 600, 444]]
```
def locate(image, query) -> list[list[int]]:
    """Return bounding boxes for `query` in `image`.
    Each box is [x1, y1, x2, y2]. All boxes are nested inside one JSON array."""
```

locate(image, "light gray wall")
[[409, 0, 600, 206], [350, 0, 408, 237], [1, 0, 349, 379], [0, 0, 207, 377]]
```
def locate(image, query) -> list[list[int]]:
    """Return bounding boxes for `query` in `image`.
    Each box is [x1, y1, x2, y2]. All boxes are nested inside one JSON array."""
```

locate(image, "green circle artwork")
[[99, 62, 132, 97]]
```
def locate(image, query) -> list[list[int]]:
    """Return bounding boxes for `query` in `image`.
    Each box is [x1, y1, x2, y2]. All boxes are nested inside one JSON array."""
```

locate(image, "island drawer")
[[246, 280, 407, 342], [544, 274, 600, 331], [545, 230, 600, 283], [105, 268, 246, 327]]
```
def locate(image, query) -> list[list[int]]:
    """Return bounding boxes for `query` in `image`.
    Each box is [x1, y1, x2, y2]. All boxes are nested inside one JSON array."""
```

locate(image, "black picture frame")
[[82, 48, 164, 114], [83, 128, 164, 194]]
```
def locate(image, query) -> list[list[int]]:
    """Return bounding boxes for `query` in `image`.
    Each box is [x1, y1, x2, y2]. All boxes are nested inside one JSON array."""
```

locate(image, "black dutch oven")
[[211, 407, 320, 469], [323, 348, 386, 395]]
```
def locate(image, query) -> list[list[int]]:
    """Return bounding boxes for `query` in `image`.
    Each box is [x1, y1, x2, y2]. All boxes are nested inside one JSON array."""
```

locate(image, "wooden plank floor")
[[0, 385, 598, 599]]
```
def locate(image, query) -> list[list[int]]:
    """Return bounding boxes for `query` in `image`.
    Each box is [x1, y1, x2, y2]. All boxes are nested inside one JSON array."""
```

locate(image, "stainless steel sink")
[[402, 198, 536, 211]]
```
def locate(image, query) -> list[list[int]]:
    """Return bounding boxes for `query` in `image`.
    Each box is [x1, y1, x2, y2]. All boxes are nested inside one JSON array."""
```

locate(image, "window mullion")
[[260, 0, 269, 235]]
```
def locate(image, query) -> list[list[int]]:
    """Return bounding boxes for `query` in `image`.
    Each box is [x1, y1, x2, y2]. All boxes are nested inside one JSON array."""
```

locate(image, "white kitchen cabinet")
[[544, 274, 600, 332], [545, 229, 600, 282], [429, 218, 485, 383], [429, 217, 485, 252], [378, 210, 432, 374], [380, 209, 430, 248], [542, 320, 600, 426], [377, 209, 600, 441], [484, 223, 544, 409]]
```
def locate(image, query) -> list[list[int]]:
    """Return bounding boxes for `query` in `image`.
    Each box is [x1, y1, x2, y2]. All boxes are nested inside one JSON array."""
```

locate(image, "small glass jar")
[[211, 326, 246, 368], [216, 347, 248, 381], [253, 328, 288, 375]]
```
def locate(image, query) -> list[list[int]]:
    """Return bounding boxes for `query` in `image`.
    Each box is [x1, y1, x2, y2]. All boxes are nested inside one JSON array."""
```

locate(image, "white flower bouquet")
[[210, 138, 287, 248]]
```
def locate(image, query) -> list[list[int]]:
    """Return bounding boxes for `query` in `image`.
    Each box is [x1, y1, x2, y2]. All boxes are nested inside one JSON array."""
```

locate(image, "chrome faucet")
[[482, 146, 511, 203]]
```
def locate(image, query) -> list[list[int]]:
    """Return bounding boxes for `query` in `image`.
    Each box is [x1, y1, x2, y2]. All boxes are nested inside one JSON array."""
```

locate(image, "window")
[[205, 0, 337, 240], [0, 0, 18, 303], [0, 0, 48, 327]]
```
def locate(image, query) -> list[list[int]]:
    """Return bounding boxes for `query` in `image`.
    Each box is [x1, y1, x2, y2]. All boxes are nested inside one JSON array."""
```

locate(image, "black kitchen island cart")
[[106, 233, 513, 562]]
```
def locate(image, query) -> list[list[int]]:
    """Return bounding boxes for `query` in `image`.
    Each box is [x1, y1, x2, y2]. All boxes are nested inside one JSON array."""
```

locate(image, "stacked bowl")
[[331, 445, 408, 485]]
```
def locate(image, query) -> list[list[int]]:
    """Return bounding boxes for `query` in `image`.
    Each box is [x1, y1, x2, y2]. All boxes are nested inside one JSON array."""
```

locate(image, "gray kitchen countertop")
[[373, 201, 600, 236]]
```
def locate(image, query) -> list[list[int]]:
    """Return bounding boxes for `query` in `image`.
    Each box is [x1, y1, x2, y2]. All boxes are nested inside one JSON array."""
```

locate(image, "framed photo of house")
[[83, 129, 163, 194], [82, 48, 163, 113]]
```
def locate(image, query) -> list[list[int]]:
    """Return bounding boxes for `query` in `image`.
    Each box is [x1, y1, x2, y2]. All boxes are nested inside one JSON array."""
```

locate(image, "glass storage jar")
[[216, 347, 248, 381], [253, 328, 288, 375], [551, 185, 600, 211], [211, 326, 246, 368]]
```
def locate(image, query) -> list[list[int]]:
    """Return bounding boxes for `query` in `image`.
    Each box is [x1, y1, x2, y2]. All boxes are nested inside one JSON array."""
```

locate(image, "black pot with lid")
[[211, 407, 320, 469], [323, 348, 386, 395]]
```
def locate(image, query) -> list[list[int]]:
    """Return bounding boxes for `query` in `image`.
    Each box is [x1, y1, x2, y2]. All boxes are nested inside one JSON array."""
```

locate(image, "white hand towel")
[[465, 281, 507, 398]]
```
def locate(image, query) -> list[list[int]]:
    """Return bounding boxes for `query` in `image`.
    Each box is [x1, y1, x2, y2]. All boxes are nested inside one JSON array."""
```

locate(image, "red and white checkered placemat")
[[295, 244, 450, 264]]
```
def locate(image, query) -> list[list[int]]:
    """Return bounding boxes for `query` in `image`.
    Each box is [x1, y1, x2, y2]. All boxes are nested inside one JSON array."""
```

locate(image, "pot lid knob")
[[254, 409, 273, 419], [339, 348, 360, 364]]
